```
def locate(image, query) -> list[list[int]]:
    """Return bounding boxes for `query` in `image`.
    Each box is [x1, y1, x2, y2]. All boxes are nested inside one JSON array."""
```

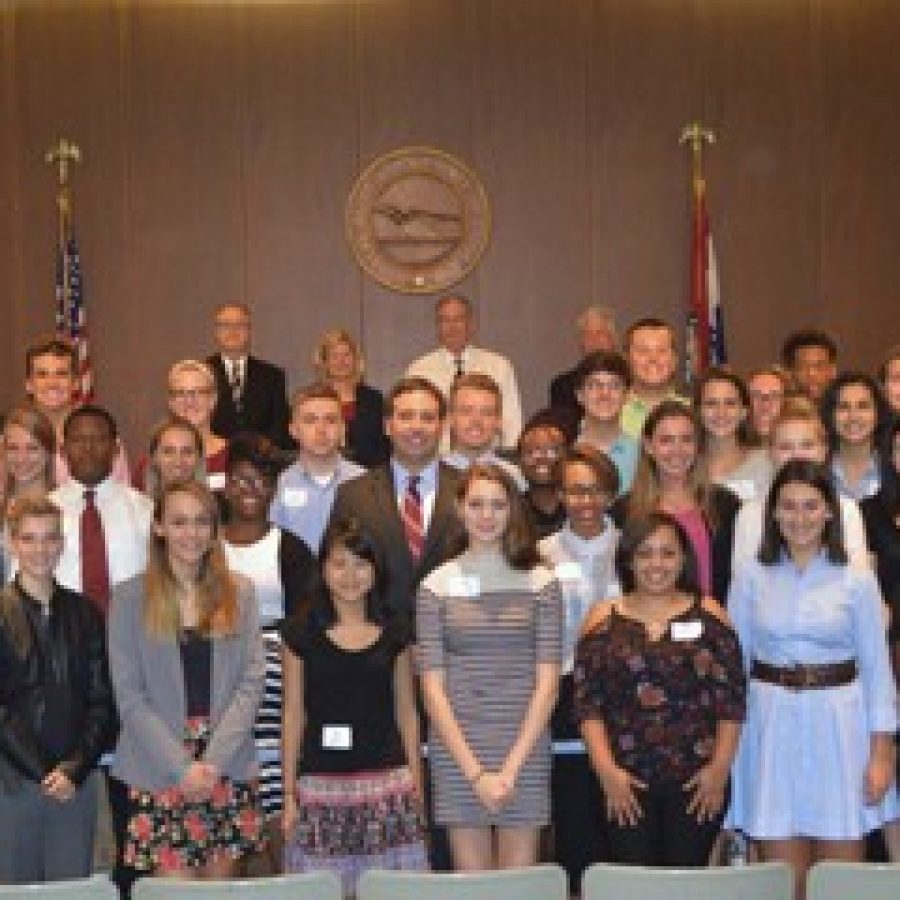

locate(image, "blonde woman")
[[133, 417, 207, 499], [109, 479, 265, 878], [167, 360, 229, 486], [313, 329, 389, 467]]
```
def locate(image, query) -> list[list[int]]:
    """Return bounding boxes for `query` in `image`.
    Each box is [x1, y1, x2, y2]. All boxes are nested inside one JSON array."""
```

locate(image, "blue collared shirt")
[[390, 458, 440, 531], [270, 457, 364, 552]]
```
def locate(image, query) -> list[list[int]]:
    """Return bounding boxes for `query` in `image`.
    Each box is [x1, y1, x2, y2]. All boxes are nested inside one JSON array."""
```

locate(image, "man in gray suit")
[[328, 376, 465, 626]]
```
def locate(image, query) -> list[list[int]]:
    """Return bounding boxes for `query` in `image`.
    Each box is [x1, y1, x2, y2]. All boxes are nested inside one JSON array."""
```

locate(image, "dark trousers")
[[551, 752, 608, 893], [605, 780, 723, 867], [104, 769, 137, 897]]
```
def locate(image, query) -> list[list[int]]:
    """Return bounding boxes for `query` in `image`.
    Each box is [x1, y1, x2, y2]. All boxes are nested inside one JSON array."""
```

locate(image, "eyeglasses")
[[170, 388, 214, 401]]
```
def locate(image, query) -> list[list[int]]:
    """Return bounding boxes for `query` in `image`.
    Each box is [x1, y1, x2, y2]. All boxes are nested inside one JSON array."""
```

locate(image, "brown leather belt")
[[751, 659, 857, 690]]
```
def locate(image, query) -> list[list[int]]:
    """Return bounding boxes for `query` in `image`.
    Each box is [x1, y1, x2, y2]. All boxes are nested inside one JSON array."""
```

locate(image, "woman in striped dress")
[[417, 463, 562, 870], [220, 434, 315, 868]]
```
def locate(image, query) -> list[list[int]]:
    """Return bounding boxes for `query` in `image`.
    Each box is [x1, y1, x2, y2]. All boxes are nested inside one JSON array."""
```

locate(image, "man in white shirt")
[[442, 371, 526, 490], [49, 404, 152, 896], [406, 294, 523, 448], [731, 402, 868, 572]]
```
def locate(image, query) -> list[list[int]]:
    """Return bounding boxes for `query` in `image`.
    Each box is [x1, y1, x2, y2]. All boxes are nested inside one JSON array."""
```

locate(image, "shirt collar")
[[391, 458, 439, 493]]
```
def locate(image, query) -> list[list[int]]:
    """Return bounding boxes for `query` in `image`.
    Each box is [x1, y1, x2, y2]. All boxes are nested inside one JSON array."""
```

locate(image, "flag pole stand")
[[44, 137, 81, 334]]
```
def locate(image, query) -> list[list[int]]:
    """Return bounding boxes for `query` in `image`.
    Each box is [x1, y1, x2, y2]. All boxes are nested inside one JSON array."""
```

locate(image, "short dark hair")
[[62, 404, 118, 440], [574, 350, 632, 391], [517, 409, 567, 453], [227, 432, 291, 482], [614, 511, 701, 598], [758, 459, 846, 565], [291, 381, 342, 413], [436, 294, 473, 316], [556, 444, 620, 498], [384, 376, 447, 418], [781, 329, 838, 368], [25, 337, 77, 378], [624, 317, 675, 352], [819, 370, 892, 454]]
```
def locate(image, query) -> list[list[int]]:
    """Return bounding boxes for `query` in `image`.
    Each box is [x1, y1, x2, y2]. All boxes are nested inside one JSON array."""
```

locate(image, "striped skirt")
[[283, 765, 428, 897], [255, 627, 284, 817]]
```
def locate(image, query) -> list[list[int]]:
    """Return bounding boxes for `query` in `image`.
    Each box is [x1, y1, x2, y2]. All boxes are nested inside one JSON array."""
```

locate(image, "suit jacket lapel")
[[420, 463, 458, 570], [370, 466, 411, 562]]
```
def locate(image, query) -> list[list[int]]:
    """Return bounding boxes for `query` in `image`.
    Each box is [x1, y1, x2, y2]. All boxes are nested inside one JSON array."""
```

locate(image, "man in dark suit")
[[207, 302, 291, 448], [328, 376, 464, 624]]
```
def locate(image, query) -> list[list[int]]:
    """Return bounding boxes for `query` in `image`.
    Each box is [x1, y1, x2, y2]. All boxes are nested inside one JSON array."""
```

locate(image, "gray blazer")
[[108, 573, 264, 790]]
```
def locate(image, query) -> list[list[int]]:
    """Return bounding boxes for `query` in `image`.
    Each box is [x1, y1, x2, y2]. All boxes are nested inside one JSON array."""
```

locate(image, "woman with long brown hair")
[[108, 479, 265, 880], [417, 463, 562, 871]]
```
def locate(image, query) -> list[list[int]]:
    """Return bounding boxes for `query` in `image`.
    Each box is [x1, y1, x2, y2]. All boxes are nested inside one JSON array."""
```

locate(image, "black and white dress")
[[223, 526, 314, 816]]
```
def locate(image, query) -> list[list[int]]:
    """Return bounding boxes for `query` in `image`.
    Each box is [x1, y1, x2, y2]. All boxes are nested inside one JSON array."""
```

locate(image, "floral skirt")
[[284, 765, 428, 896], [124, 717, 265, 873]]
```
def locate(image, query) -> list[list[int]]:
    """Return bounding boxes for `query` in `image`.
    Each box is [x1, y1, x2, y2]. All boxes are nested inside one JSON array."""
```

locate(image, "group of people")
[[0, 295, 898, 900]]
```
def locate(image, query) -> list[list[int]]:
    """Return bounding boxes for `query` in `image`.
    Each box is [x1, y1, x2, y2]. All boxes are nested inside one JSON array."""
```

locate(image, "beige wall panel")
[[697, 0, 822, 373], [118, 3, 245, 447], [590, 0, 699, 371], [471, 0, 593, 418], [817, 0, 900, 369], [241, 3, 360, 394], [355, 0, 479, 391]]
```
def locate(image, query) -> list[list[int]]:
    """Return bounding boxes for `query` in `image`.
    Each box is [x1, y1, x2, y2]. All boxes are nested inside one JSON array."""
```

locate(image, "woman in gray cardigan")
[[109, 479, 265, 879]]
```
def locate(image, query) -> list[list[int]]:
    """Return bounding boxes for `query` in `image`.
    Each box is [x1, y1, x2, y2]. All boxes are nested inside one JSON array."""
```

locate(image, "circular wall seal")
[[346, 146, 491, 294]]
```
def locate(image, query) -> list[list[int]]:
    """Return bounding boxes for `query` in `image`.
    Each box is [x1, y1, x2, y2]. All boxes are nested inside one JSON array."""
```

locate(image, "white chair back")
[[807, 861, 900, 900], [132, 872, 342, 899], [582, 862, 794, 900], [0, 875, 118, 898], [356, 864, 568, 900]]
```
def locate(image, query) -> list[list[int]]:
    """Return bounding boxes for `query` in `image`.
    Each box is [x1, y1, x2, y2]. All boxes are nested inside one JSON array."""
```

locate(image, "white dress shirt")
[[406, 344, 523, 448], [49, 476, 153, 592]]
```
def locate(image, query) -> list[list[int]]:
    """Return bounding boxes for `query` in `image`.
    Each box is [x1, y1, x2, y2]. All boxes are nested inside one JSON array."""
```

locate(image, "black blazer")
[[345, 382, 390, 468], [548, 365, 583, 444], [611, 485, 740, 605], [208, 354, 291, 449], [328, 462, 465, 623]]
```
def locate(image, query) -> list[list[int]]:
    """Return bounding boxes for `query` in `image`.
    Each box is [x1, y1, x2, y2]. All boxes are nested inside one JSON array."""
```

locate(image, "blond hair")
[[143, 480, 239, 638]]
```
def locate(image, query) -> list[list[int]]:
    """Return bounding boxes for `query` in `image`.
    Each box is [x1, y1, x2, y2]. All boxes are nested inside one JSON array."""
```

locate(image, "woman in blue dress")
[[728, 459, 897, 900]]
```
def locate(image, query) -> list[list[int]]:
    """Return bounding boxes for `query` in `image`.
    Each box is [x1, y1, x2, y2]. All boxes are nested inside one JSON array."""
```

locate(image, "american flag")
[[55, 232, 94, 403], [685, 173, 726, 383]]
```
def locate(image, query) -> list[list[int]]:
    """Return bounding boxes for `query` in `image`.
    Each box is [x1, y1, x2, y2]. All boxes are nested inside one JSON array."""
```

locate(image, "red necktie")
[[402, 475, 424, 562], [81, 488, 111, 615]]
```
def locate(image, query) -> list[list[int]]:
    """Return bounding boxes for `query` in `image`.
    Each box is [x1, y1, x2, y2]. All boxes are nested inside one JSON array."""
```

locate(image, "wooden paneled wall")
[[2, 0, 899, 449]]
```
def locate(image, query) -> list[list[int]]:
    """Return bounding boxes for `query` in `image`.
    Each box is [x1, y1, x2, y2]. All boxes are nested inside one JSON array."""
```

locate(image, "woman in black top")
[[0, 497, 113, 883], [860, 416, 900, 861], [281, 518, 427, 895]]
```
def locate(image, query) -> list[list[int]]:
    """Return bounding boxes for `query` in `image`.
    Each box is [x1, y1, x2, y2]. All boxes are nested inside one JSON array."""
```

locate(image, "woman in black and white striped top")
[[417, 462, 562, 871]]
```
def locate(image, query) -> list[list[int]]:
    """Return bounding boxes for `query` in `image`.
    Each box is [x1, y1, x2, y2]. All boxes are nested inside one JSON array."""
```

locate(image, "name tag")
[[670, 620, 703, 641], [282, 487, 308, 507], [322, 725, 353, 750], [555, 561, 584, 581], [446, 575, 481, 597], [207, 472, 227, 490]]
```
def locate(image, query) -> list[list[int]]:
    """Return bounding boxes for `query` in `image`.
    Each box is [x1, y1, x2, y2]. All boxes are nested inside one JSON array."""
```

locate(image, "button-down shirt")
[[576, 423, 639, 495], [619, 389, 689, 440], [48, 477, 153, 593], [269, 457, 364, 552], [407, 345, 523, 448]]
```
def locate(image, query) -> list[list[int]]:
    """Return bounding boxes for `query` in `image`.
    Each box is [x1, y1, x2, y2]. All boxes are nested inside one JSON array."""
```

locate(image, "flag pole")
[[44, 137, 81, 333], [679, 122, 718, 381]]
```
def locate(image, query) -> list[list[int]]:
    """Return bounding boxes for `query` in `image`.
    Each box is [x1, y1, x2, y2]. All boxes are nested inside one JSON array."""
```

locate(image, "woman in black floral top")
[[574, 511, 745, 866]]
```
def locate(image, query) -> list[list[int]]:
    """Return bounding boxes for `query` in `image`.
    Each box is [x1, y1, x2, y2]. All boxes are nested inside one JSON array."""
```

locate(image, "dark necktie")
[[402, 475, 425, 562], [454, 354, 465, 382], [230, 359, 244, 409], [81, 488, 110, 614]]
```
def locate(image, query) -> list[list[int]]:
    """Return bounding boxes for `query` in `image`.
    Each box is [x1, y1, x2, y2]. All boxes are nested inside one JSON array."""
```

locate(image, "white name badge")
[[207, 472, 227, 491], [282, 487, 308, 508], [446, 575, 481, 597], [322, 725, 353, 750], [670, 620, 703, 641], [555, 561, 584, 581]]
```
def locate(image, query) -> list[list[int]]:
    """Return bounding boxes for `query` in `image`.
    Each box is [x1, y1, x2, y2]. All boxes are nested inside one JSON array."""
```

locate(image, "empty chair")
[[582, 862, 793, 900], [356, 864, 568, 900], [807, 861, 900, 900], [132, 872, 342, 900], [0, 875, 118, 898]]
